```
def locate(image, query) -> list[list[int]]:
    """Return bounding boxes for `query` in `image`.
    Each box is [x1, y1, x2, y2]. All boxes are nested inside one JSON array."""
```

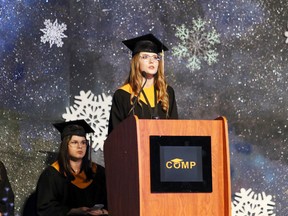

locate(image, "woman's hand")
[[67, 206, 109, 215], [87, 208, 108, 215], [67, 207, 90, 215]]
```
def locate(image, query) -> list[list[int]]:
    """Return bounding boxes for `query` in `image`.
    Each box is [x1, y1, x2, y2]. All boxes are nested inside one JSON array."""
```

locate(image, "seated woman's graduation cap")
[[53, 120, 95, 164], [122, 33, 168, 56], [53, 119, 94, 140]]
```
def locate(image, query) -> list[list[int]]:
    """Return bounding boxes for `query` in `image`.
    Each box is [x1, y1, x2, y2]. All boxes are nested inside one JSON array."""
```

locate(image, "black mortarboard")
[[53, 119, 94, 140], [122, 33, 168, 56]]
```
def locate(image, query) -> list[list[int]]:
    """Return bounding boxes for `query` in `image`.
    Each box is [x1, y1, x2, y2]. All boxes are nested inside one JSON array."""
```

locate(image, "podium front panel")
[[150, 135, 212, 193], [104, 116, 231, 216]]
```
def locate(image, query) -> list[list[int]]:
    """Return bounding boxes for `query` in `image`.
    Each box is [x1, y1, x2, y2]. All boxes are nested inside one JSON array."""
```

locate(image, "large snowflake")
[[172, 18, 220, 71], [62, 90, 112, 151], [232, 188, 276, 216], [40, 19, 67, 48]]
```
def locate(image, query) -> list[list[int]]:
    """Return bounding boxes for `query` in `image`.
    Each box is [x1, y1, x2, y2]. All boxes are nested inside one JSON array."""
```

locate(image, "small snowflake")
[[284, 30, 288, 43], [172, 18, 220, 71], [62, 90, 112, 151], [40, 19, 67, 48], [232, 188, 276, 216]]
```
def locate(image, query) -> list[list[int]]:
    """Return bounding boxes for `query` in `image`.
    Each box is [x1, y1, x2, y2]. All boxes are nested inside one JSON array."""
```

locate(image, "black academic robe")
[[0, 161, 14, 216], [36, 162, 107, 216], [108, 85, 178, 134]]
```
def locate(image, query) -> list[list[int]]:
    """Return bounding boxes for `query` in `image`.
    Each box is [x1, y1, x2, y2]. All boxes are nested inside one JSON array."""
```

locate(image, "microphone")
[[128, 72, 147, 116]]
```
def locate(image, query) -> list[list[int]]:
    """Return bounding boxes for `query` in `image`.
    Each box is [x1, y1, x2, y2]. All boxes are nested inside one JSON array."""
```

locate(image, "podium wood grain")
[[104, 116, 231, 216]]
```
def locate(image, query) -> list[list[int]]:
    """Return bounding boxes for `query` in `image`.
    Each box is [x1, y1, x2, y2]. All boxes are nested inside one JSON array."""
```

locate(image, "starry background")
[[0, 0, 287, 215]]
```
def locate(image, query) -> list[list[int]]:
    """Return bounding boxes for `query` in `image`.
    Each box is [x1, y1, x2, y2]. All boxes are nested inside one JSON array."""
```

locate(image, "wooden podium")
[[104, 116, 231, 216]]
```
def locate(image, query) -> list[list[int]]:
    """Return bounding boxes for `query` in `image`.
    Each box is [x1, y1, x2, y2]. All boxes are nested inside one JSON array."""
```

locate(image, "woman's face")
[[68, 135, 87, 160], [139, 52, 160, 77]]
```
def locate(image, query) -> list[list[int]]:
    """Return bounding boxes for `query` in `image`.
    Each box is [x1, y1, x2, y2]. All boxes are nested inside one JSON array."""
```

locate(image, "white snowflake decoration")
[[62, 90, 112, 151], [285, 30, 288, 43], [40, 19, 67, 48], [232, 188, 276, 216], [172, 18, 220, 71]]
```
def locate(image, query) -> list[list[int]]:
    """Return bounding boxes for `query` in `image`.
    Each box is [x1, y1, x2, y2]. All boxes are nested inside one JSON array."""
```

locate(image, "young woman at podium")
[[108, 33, 178, 134]]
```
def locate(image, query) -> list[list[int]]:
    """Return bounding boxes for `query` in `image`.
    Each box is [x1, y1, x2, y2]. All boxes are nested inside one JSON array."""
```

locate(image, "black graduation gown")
[[108, 85, 178, 134], [0, 161, 14, 216], [36, 163, 107, 216]]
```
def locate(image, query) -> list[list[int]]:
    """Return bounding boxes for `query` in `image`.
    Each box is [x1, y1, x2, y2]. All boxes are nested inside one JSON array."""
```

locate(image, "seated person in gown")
[[0, 161, 14, 216], [36, 120, 108, 216]]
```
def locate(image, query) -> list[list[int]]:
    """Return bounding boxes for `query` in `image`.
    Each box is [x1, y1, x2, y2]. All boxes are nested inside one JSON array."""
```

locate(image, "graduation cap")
[[171, 158, 183, 164], [122, 33, 168, 56], [53, 119, 94, 140]]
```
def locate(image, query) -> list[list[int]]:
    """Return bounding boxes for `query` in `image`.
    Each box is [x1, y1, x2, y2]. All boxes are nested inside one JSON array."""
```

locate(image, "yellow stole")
[[51, 161, 97, 189], [120, 83, 155, 107]]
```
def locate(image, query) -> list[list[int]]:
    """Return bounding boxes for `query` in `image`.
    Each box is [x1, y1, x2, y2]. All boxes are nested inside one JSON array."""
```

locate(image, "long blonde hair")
[[124, 53, 169, 113]]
